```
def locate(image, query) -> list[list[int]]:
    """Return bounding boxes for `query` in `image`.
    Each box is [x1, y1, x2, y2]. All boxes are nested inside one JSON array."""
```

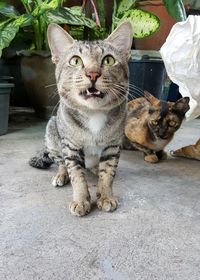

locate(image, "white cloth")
[[160, 15, 200, 121]]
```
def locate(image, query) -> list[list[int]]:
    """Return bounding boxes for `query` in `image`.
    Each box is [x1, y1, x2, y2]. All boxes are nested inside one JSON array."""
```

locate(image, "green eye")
[[169, 120, 176, 127], [102, 55, 115, 66], [69, 56, 83, 66]]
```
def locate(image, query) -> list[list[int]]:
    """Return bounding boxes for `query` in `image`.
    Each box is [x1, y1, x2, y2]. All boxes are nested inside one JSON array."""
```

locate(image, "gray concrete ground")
[[0, 109, 200, 280]]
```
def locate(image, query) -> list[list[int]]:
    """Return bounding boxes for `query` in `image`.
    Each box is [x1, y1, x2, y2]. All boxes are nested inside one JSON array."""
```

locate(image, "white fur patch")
[[88, 113, 107, 134], [154, 138, 168, 151], [84, 146, 103, 168]]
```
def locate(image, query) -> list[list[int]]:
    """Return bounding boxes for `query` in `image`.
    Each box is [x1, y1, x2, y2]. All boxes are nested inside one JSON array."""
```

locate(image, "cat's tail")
[[29, 149, 53, 169]]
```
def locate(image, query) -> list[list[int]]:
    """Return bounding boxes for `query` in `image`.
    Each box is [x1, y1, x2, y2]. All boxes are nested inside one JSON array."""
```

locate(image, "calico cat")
[[29, 22, 133, 216], [124, 91, 190, 163]]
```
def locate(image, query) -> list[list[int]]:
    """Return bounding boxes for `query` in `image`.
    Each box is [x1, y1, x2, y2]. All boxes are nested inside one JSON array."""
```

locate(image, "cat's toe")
[[69, 200, 91, 217], [97, 197, 118, 212], [52, 173, 69, 187], [144, 154, 158, 163]]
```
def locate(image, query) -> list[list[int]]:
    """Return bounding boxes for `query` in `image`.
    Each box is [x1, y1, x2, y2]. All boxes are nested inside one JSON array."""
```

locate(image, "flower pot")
[[128, 50, 167, 100], [20, 52, 58, 119], [134, 0, 176, 50], [0, 76, 14, 135]]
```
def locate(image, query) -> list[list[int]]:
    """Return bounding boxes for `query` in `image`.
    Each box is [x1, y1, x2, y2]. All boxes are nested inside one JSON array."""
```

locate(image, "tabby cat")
[[29, 22, 133, 216], [124, 91, 190, 163]]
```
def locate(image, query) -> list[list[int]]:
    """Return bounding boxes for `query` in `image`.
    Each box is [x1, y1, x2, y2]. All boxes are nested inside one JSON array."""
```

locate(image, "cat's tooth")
[[86, 90, 92, 96]]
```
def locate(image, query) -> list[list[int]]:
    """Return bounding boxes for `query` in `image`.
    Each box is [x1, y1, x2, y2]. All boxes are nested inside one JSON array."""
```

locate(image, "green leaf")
[[32, 0, 61, 17], [0, 5, 20, 18], [66, 6, 82, 16], [0, 14, 33, 57], [120, 9, 160, 38], [46, 7, 96, 29], [163, 0, 186, 22], [116, 0, 136, 17]]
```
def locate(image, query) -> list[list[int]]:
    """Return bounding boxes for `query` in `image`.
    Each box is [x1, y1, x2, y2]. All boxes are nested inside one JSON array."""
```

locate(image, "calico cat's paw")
[[52, 173, 70, 187], [97, 197, 118, 212], [69, 200, 91, 217], [144, 154, 158, 163]]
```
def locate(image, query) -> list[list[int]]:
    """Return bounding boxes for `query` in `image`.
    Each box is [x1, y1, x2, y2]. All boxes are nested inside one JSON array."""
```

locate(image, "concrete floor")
[[0, 109, 200, 280]]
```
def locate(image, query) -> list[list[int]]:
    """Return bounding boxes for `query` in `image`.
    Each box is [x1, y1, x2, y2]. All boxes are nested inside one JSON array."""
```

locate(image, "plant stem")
[[112, 0, 117, 31], [89, 0, 101, 26], [21, 0, 32, 14]]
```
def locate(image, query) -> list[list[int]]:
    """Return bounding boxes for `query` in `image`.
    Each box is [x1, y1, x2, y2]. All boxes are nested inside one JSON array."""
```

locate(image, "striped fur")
[[29, 22, 132, 216]]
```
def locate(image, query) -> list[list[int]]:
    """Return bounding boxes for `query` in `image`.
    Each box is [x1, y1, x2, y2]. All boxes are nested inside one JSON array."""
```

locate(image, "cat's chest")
[[86, 113, 107, 135], [151, 137, 168, 151]]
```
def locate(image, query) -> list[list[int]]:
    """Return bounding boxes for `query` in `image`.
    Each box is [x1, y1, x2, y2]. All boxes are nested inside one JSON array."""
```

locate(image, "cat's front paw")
[[52, 173, 69, 187], [69, 200, 91, 217], [144, 154, 158, 163], [97, 197, 118, 212]]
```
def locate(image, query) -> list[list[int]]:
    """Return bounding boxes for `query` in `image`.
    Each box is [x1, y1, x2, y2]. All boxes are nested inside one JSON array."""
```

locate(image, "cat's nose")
[[86, 71, 101, 82]]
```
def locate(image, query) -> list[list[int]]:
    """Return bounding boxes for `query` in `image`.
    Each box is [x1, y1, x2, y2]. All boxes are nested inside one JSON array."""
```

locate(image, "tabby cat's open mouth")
[[80, 87, 105, 99]]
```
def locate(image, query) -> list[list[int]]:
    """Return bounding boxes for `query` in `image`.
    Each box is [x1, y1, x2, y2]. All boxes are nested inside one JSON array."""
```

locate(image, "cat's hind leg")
[[45, 116, 70, 187]]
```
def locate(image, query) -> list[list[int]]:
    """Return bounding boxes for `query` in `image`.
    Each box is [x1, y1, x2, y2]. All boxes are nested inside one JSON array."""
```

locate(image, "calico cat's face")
[[146, 93, 190, 139], [47, 22, 132, 110]]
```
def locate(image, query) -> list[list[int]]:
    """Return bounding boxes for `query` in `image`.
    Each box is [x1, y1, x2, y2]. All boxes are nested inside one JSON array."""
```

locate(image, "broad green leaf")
[[32, 0, 60, 17], [120, 9, 160, 38], [163, 0, 186, 22], [0, 18, 12, 29], [0, 1, 6, 9], [116, 0, 136, 17], [46, 8, 96, 29], [0, 14, 32, 57], [0, 20, 19, 57], [69, 6, 83, 16], [0, 5, 20, 18]]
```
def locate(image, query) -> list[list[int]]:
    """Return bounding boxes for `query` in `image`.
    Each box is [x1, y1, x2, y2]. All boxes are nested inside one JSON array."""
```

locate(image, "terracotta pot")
[[134, 0, 176, 50], [21, 54, 58, 119]]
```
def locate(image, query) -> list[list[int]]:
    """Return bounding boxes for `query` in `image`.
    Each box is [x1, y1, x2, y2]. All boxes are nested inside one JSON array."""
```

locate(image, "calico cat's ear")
[[105, 21, 133, 57], [47, 23, 74, 64], [174, 97, 190, 114], [144, 91, 160, 105]]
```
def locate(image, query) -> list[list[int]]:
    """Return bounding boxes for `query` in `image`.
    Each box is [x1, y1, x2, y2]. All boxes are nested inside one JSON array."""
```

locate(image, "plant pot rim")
[[0, 76, 14, 80], [0, 83, 14, 89], [17, 50, 51, 57], [138, 0, 163, 7]]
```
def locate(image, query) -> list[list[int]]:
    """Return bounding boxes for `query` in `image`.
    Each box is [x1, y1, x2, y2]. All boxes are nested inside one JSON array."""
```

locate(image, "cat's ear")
[[174, 97, 190, 114], [47, 23, 74, 64], [105, 21, 133, 57], [144, 91, 160, 106]]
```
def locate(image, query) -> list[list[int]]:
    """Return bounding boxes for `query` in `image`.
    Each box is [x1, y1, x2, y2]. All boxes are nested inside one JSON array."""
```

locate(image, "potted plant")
[[0, 76, 14, 135], [134, 0, 187, 50], [0, 0, 101, 118]]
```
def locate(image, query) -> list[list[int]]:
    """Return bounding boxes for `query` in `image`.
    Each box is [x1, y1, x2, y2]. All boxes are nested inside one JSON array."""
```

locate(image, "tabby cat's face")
[[148, 98, 189, 139], [47, 23, 132, 110]]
